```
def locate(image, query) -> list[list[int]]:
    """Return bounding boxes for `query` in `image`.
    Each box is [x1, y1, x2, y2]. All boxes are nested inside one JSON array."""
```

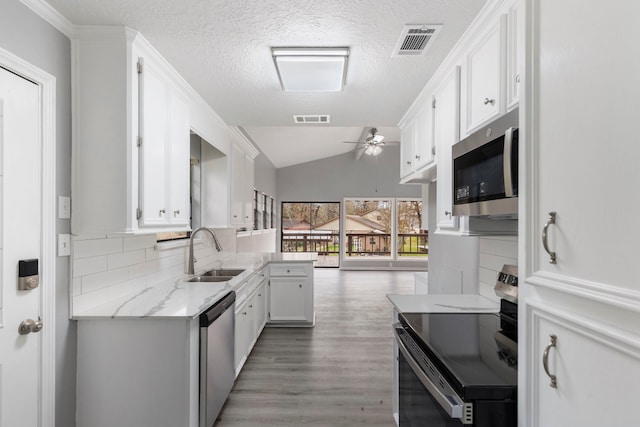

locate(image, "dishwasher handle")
[[200, 291, 236, 327]]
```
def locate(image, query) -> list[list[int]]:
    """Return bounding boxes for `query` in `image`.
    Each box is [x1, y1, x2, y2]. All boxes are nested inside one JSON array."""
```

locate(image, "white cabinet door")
[[230, 144, 245, 226], [139, 60, 170, 227], [506, 0, 523, 110], [434, 67, 461, 232], [254, 280, 267, 333], [463, 15, 506, 135], [244, 156, 254, 226], [412, 102, 434, 170], [169, 90, 190, 226], [234, 298, 253, 375], [269, 277, 307, 321], [526, 303, 640, 427], [400, 123, 414, 178]]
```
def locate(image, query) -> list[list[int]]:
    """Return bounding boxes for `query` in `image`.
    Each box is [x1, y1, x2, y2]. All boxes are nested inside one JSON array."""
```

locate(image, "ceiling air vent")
[[293, 115, 331, 124], [392, 24, 443, 56]]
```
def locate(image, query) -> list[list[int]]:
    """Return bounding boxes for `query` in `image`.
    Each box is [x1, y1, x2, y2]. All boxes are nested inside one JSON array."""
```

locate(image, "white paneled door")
[[0, 66, 42, 427]]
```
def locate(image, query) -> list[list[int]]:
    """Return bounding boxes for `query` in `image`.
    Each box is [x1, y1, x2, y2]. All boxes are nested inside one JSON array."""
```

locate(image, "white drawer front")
[[270, 264, 307, 277]]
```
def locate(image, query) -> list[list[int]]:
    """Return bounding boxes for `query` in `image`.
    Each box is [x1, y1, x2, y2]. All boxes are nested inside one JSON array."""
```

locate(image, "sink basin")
[[202, 268, 245, 277], [187, 276, 234, 283]]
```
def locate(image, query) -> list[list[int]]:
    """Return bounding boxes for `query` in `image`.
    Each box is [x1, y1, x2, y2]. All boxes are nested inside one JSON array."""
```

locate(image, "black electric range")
[[393, 265, 519, 426]]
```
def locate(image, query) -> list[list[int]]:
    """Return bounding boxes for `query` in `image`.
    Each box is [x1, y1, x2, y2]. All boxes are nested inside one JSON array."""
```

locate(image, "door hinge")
[[136, 208, 142, 220], [432, 98, 437, 109], [137, 60, 143, 74], [137, 136, 142, 147]]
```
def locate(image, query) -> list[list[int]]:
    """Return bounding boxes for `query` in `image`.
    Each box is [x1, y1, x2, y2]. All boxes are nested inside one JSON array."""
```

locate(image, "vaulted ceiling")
[[46, 0, 487, 168]]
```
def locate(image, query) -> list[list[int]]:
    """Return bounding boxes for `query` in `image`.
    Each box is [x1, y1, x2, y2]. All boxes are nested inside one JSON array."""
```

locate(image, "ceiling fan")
[[343, 127, 399, 156]]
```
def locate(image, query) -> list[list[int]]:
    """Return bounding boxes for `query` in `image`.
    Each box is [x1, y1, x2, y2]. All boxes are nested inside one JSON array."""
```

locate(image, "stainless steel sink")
[[202, 268, 245, 277], [187, 276, 234, 283]]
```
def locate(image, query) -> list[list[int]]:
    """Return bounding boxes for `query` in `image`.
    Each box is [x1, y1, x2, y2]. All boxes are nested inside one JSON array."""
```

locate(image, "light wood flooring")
[[215, 269, 415, 427]]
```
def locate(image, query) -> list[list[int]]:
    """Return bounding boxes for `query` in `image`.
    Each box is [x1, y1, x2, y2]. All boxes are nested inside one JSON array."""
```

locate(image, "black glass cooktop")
[[399, 312, 517, 400]]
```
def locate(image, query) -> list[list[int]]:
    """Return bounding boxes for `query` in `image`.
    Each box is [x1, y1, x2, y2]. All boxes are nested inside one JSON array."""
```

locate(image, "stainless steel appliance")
[[200, 291, 235, 427], [452, 109, 519, 217], [393, 266, 518, 426]]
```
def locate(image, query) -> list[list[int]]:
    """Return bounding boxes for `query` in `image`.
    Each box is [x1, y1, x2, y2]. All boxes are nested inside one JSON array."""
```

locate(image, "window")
[[281, 202, 340, 267], [343, 197, 427, 261], [396, 199, 427, 258]]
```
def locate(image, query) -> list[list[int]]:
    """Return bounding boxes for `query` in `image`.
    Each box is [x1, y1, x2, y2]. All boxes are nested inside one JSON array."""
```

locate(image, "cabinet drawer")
[[270, 264, 307, 277]]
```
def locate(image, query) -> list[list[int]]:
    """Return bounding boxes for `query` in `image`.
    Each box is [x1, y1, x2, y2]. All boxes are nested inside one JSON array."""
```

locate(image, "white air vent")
[[293, 114, 331, 124], [392, 24, 443, 56]]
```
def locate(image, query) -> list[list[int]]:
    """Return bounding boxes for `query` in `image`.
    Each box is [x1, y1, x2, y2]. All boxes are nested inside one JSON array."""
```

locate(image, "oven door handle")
[[393, 326, 465, 420]]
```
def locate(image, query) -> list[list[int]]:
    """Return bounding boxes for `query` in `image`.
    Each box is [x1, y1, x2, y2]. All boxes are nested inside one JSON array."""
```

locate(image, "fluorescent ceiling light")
[[272, 47, 349, 92]]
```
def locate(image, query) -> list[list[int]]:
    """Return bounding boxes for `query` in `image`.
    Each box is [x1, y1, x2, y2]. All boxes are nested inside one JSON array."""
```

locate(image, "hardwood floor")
[[215, 269, 415, 426]]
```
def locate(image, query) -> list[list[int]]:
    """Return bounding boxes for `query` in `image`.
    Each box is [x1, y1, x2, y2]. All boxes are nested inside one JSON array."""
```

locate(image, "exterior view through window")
[[281, 202, 340, 267], [281, 199, 427, 265]]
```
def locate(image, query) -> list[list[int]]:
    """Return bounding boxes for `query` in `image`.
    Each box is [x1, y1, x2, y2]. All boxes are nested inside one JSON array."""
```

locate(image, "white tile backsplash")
[[71, 232, 227, 315], [478, 236, 517, 302]]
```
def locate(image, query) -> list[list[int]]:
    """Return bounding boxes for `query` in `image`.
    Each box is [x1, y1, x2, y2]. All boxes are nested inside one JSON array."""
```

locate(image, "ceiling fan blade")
[[372, 134, 385, 143]]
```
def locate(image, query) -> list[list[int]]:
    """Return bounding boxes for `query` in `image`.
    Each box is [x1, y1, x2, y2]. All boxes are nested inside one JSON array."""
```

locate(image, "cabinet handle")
[[415, 154, 421, 160], [542, 334, 558, 388], [406, 161, 412, 165], [515, 74, 521, 83], [159, 209, 166, 215], [286, 269, 290, 273], [258, 294, 261, 297], [242, 312, 247, 316], [542, 212, 557, 264], [299, 284, 302, 288], [249, 305, 253, 308], [173, 209, 180, 216], [444, 211, 452, 217], [483, 97, 495, 105]]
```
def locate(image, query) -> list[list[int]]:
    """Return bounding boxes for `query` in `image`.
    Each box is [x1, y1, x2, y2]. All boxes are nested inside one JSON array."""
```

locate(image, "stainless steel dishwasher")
[[200, 291, 235, 427]]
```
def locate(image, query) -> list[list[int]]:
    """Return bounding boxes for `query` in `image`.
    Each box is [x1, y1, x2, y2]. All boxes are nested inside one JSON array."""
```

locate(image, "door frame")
[[0, 47, 56, 426]]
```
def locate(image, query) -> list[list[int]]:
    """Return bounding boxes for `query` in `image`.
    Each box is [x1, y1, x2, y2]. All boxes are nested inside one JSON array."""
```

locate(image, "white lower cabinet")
[[525, 301, 640, 427], [234, 267, 268, 376], [268, 262, 315, 326]]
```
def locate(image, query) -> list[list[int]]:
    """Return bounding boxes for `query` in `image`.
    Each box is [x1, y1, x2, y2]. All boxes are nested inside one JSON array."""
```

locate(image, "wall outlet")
[[58, 196, 71, 219], [58, 234, 71, 257]]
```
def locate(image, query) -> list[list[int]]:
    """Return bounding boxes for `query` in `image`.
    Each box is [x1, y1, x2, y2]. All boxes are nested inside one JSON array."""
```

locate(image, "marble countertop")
[[387, 293, 500, 313], [73, 252, 317, 320]]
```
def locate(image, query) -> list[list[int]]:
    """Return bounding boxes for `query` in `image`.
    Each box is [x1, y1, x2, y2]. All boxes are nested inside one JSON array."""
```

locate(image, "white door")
[[0, 66, 42, 427]]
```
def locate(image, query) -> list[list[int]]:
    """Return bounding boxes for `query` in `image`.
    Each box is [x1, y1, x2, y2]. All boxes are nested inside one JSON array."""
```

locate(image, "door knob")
[[18, 317, 43, 335]]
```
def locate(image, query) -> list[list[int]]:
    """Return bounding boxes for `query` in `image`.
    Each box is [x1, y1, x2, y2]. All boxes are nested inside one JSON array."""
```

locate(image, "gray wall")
[[0, 2, 75, 425], [277, 145, 420, 201]]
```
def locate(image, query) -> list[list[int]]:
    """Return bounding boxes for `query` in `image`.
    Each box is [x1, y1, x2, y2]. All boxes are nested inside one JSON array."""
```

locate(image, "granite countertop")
[[73, 252, 317, 320], [387, 293, 499, 313]]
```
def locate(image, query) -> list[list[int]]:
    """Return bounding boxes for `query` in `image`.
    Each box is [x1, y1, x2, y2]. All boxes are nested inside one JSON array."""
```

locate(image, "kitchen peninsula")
[[74, 251, 316, 427]]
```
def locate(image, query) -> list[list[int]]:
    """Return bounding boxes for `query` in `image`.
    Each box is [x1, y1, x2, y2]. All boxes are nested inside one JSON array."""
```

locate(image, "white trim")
[[20, 0, 75, 39], [0, 46, 57, 427]]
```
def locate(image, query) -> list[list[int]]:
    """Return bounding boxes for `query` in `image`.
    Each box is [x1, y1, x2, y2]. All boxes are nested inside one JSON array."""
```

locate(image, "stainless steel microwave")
[[452, 108, 519, 217]]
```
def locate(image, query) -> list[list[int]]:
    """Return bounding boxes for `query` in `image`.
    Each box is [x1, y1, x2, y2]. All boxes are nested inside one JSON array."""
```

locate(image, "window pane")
[[396, 199, 427, 258], [344, 199, 392, 258], [281, 202, 340, 267]]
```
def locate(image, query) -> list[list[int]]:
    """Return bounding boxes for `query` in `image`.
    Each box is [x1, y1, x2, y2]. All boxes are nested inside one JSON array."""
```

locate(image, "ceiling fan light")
[[365, 145, 382, 156]]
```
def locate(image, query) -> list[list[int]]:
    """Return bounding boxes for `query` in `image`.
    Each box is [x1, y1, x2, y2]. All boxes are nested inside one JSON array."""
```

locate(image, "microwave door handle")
[[503, 127, 515, 197], [392, 326, 465, 420]]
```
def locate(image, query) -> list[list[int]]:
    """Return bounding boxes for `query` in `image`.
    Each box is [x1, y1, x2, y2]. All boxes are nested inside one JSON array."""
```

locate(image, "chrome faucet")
[[188, 227, 223, 275]]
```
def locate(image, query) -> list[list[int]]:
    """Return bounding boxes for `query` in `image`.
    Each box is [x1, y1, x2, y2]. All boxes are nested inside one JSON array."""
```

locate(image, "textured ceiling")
[[46, 0, 487, 168]]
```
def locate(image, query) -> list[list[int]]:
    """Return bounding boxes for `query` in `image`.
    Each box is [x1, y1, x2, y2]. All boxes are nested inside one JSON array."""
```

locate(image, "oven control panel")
[[494, 264, 518, 303]]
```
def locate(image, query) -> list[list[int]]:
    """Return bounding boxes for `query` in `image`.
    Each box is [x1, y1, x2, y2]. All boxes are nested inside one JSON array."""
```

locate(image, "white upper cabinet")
[[138, 57, 190, 228], [433, 67, 460, 232], [399, 99, 436, 183], [72, 27, 192, 234], [461, 14, 507, 136], [506, 0, 523, 110], [229, 131, 258, 229]]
